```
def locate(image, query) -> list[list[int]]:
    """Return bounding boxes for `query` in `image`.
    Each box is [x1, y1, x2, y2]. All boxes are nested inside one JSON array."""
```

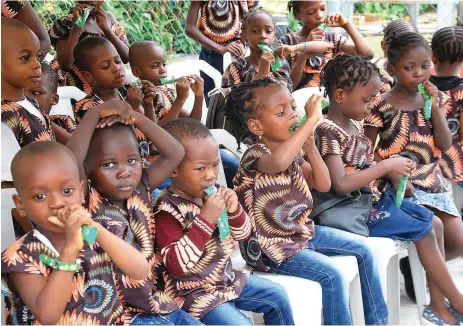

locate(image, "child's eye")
[[63, 188, 74, 195], [163, 61, 167, 66], [404, 66, 412, 71], [196, 167, 205, 171], [20, 55, 30, 62], [422, 64, 430, 69], [102, 65, 110, 70], [266, 29, 273, 34], [152, 64, 159, 68], [103, 162, 115, 168], [277, 109, 285, 117], [33, 194, 46, 201], [213, 162, 220, 167], [31, 91, 41, 95], [127, 159, 137, 164]]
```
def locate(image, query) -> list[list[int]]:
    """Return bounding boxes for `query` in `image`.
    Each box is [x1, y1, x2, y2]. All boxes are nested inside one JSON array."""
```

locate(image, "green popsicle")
[[395, 175, 408, 208], [204, 186, 231, 240], [160, 77, 180, 85], [82, 225, 98, 245], [75, 6, 94, 28], [418, 83, 432, 120], [289, 100, 328, 132], [257, 43, 283, 71]]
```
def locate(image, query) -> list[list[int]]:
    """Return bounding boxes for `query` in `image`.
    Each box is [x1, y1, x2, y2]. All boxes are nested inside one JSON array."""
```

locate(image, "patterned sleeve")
[[364, 98, 385, 129], [221, 60, 243, 88], [227, 203, 251, 241], [110, 18, 129, 45], [1, 0, 26, 18], [240, 143, 272, 172], [315, 121, 342, 157], [49, 15, 74, 47], [50, 115, 76, 134], [2, 236, 49, 277], [73, 97, 99, 124]]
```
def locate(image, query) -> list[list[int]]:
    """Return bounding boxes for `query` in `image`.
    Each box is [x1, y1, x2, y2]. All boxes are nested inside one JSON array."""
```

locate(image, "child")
[[317, 53, 463, 325], [2, 140, 149, 325], [430, 26, 463, 188], [67, 100, 205, 325], [154, 118, 294, 325], [221, 8, 295, 90], [226, 78, 388, 325], [185, 0, 251, 104], [284, 0, 374, 90], [375, 19, 418, 94], [26, 62, 77, 134], [128, 40, 204, 126], [364, 32, 463, 259], [49, 0, 129, 94]]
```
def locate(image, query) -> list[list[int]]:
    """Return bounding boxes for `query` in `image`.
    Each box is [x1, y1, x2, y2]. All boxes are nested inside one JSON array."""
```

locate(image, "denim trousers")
[[199, 48, 224, 106], [201, 274, 295, 325], [219, 149, 239, 188], [262, 226, 388, 325], [131, 309, 203, 325]]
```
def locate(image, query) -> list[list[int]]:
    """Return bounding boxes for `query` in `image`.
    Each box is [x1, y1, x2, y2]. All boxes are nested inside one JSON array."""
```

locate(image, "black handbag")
[[309, 187, 372, 237]]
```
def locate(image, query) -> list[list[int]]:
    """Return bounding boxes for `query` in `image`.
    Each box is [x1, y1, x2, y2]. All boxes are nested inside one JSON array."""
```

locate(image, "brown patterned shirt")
[[233, 143, 314, 271], [374, 57, 394, 95], [153, 85, 176, 122], [50, 114, 77, 134], [1, 0, 26, 18]]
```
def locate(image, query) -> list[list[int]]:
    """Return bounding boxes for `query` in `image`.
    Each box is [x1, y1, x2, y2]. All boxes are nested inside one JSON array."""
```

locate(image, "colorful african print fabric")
[[1, 230, 127, 325], [153, 85, 176, 122], [86, 170, 180, 319], [196, 1, 255, 46], [154, 187, 251, 319], [49, 13, 129, 94], [1, 97, 56, 147], [50, 114, 77, 134], [233, 143, 314, 271], [316, 119, 382, 202], [364, 95, 450, 192], [221, 57, 293, 91], [1, 0, 26, 18], [374, 57, 394, 95], [282, 32, 346, 90]]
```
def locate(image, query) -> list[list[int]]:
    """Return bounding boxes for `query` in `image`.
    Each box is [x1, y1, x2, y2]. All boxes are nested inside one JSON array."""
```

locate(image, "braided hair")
[[385, 31, 430, 65], [321, 53, 380, 98], [287, 0, 303, 14], [431, 26, 463, 64], [223, 78, 284, 148], [383, 18, 418, 42], [241, 7, 275, 34]]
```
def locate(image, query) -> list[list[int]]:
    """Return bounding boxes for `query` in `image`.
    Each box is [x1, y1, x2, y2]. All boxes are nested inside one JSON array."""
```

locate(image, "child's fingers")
[[48, 216, 65, 228]]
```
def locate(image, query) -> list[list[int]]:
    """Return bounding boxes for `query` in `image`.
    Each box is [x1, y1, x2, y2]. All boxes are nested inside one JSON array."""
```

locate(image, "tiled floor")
[[398, 258, 463, 325]]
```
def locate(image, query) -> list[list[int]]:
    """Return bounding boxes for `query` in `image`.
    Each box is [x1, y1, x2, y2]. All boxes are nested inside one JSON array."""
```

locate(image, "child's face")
[[25, 77, 58, 114], [171, 137, 220, 199], [13, 153, 83, 234], [86, 128, 142, 201], [336, 75, 382, 121], [243, 13, 276, 51], [131, 44, 167, 86], [1, 28, 41, 92], [84, 42, 126, 90], [248, 85, 299, 143], [294, 1, 327, 29], [388, 46, 432, 93]]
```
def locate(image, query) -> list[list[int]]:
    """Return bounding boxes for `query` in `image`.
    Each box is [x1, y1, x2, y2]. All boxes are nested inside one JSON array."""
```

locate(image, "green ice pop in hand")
[[395, 175, 408, 208], [160, 77, 180, 85], [204, 186, 231, 240], [257, 43, 283, 71], [418, 83, 432, 120], [290, 100, 328, 132], [75, 6, 94, 28]]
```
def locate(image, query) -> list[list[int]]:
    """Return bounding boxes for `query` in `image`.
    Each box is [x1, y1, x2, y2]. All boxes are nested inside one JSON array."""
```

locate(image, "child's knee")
[[432, 215, 444, 236]]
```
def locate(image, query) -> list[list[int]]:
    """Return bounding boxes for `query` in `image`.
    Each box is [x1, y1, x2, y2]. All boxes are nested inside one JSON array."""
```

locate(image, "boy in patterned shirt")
[[154, 118, 294, 325]]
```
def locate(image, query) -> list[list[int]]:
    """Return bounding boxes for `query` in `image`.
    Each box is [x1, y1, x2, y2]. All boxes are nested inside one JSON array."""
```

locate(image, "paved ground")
[[399, 258, 463, 325]]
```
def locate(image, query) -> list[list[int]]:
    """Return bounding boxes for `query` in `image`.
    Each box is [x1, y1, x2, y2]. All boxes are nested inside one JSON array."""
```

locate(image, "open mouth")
[[115, 74, 125, 82]]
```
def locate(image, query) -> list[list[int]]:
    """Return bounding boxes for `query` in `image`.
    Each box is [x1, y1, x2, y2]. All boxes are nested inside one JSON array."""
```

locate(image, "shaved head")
[[129, 40, 162, 68]]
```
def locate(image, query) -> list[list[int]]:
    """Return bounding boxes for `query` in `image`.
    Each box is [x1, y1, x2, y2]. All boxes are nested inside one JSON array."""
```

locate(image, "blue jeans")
[[131, 309, 203, 325], [262, 226, 388, 325], [219, 149, 239, 188], [199, 48, 223, 106], [201, 274, 294, 325]]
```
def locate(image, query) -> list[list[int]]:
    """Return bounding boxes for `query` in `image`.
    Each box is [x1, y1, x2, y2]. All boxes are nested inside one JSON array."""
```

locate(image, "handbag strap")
[[310, 189, 361, 217]]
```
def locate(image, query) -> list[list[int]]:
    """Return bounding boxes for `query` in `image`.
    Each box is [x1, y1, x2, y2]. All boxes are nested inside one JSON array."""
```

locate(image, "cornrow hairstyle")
[[385, 31, 430, 65], [321, 53, 380, 98], [223, 78, 284, 149], [241, 7, 276, 34], [73, 36, 110, 71], [41, 62, 59, 93], [287, 0, 303, 14], [431, 26, 463, 64], [383, 18, 418, 42]]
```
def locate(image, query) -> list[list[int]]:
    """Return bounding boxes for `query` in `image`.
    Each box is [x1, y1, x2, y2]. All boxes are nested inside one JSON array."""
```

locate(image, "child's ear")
[[386, 62, 395, 78], [80, 180, 85, 204], [334, 89, 344, 103], [12, 194, 27, 218], [247, 119, 263, 137], [51, 94, 59, 106], [132, 66, 141, 78], [170, 168, 179, 179], [431, 53, 438, 64], [380, 40, 386, 55], [82, 71, 93, 84]]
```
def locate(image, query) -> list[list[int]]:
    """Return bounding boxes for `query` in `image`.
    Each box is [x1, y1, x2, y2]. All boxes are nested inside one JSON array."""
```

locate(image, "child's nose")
[[49, 193, 65, 210], [118, 169, 130, 179]]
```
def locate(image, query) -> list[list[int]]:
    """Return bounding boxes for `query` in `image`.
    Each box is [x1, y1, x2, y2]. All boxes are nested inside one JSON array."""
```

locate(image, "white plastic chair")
[[291, 87, 326, 117], [49, 86, 86, 119], [210, 129, 247, 161]]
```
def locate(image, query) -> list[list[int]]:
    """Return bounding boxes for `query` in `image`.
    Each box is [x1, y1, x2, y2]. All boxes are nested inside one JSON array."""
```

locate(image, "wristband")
[[299, 42, 308, 54], [40, 254, 81, 272]]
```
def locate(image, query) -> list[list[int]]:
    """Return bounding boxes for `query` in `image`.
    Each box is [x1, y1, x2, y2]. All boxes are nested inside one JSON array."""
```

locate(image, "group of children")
[[1, 0, 463, 325]]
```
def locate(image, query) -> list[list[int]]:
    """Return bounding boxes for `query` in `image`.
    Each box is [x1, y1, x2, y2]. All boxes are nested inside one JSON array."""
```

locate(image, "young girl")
[[49, 1, 129, 94], [2, 140, 149, 325], [283, 0, 373, 90], [364, 32, 463, 263], [226, 78, 388, 325], [317, 53, 463, 325], [375, 19, 418, 94]]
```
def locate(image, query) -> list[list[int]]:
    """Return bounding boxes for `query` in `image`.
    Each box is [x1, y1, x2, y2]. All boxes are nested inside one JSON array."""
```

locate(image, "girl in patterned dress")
[[317, 53, 463, 325], [226, 78, 388, 325], [283, 0, 373, 90], [430, 26, 463, 190], [364, 32, 463, 263], [2, 141, 149, 325], [49, 1, 129, 94]]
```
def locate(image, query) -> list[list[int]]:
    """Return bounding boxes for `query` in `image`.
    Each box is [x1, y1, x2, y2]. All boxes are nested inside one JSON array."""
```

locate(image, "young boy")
[[129, 40, 204, 126], [25, 62, 77, 134], [2, 140, 149, 325], [67, 99, 203, 325], [154, 118, 294, 325]]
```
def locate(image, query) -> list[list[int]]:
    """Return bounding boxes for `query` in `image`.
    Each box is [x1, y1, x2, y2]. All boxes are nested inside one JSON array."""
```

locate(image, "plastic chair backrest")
[[49, 86, 86, 118], [167, 59, 222, 90], [2, 188, 17, 252], [210, 129, 246, 160], [291, 87, 325, 117]]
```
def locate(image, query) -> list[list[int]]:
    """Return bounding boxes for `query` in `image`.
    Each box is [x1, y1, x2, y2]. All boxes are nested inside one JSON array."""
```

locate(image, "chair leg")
[[387, 253, 401, 324], [350, 274, 366, 325], [408, 243, 428, 325]]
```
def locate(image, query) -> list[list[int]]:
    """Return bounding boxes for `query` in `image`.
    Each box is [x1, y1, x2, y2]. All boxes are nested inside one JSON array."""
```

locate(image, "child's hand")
[[307, 28, 325, 41], [94, 7, 110, 33], [304, 95, 324, 126], [392, 178, 416, 197], [223, 41, 246, 58], [258, 52, 274, 75], [189, 75, 204, 97], [219, 188, 239, 214], [326, 13, 348, 27], [126, 84, 143, 110], [96, 100, 135, 127], [274, 44, 296, 58], [422, 80, 439, 106], [176, 77, 191, 102], [201, 193, 225, 225], [386, 157, 416, 176], [72, 3, 90, 22], [140, 80, 157, 104]]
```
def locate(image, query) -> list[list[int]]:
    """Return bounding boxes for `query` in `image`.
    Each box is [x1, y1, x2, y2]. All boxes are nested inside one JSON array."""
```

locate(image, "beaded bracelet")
[[298, 42, 308, 54], [39, 254, 81, 272]]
